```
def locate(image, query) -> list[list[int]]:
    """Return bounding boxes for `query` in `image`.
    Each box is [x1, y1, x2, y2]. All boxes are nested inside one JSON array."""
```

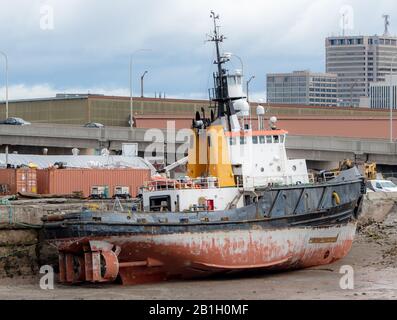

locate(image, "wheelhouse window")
[[252, 136, 258, 144], [280, 135, 285, 143], [273, 135, 280, 143], [240, 136, 246, 145], [259, 136, 266, 144], [266, 136, 272, 143]]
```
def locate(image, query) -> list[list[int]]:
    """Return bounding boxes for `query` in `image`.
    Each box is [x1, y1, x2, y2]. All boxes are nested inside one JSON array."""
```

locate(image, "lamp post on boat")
[[129, 49, 151, 129], [246, 75, 255, 103]]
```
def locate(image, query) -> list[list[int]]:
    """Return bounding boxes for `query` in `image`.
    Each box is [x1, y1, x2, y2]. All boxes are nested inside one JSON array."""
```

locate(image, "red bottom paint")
[[54, 222, 357, 285]]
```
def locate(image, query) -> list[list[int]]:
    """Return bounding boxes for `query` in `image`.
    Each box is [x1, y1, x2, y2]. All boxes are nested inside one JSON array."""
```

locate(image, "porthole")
[[292, 165, 297, 171], [277, 166, 281, 172], [261, 167, 264, 172]]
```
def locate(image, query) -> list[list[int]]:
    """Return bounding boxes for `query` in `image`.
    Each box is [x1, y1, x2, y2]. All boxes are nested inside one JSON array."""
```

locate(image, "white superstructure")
[[142, 68, 309, 213], [226, 128, 308, 189]]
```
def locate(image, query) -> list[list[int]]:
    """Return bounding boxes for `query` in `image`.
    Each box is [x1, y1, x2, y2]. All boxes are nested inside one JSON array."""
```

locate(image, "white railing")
[[144, 177, 219, 192], [144, 173, 311, 192]]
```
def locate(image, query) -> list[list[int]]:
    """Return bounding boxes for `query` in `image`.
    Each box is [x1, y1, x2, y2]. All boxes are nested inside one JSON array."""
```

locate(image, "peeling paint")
[[52, 222, 356, 285]]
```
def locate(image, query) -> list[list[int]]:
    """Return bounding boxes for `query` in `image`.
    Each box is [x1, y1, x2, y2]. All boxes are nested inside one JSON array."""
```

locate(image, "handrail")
[[144, 177, 220, 191], [143, 173, 311, 192]]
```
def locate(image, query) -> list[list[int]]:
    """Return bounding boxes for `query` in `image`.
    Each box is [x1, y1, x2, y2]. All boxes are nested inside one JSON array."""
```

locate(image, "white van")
[[366, 180, 397, 193]]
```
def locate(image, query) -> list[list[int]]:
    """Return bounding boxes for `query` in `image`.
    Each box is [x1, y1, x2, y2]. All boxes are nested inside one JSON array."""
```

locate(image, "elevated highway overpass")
[[1, 123, 397, 166]]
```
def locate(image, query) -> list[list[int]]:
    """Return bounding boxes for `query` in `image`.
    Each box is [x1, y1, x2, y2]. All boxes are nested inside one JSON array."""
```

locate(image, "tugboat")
[[43, 12, 366, 285]]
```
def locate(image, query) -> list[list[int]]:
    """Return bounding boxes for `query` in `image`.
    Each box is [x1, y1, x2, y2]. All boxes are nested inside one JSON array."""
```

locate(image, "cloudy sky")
[[0, 0, 395, 101]]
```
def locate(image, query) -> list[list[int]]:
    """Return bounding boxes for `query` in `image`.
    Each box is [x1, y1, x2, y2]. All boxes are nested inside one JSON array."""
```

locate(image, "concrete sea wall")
[[0, 199, 126, 280]]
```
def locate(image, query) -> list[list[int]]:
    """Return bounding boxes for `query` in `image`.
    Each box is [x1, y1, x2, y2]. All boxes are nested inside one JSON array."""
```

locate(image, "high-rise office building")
[[326, 34, 397, 107], [266, 70, 337, 106], [369, 74, 397, 109]]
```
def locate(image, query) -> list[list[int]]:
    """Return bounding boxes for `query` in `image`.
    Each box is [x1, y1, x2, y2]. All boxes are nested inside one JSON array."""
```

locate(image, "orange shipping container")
[[36, 168, 150, 197], [0, 168, 37, 195]]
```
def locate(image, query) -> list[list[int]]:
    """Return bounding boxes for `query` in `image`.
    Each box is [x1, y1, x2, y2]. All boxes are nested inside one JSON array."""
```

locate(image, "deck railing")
[[144, 177, 219, 191], [144, 173, 312, 192]]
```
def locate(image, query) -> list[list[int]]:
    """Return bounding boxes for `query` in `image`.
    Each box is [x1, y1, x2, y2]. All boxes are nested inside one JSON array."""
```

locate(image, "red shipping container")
[[0, 168, 37, 195], [36, 168, 150, 197]]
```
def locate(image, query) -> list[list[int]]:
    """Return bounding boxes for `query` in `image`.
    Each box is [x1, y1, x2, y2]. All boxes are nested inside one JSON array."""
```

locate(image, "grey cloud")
[[0, 0, 395, 100]]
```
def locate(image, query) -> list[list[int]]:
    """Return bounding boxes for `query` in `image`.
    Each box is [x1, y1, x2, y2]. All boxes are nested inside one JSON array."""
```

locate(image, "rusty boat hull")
[[48, 222, 357, 285], [43, 168, 365, 285]]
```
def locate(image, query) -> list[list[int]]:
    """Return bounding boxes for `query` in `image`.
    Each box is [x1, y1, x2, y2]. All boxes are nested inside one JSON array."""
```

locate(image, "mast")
[[208, 11, 237, 130], [209, 11, 226, 118]]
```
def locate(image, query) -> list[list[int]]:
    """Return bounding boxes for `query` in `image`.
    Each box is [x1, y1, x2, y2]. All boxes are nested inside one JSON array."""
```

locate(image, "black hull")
[[44, 200, 361, 240]]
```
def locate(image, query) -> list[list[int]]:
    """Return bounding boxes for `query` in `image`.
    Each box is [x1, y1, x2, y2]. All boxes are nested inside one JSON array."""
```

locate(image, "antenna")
[[339, 8, 349, 37], [208, 11, 226, 118], [383, 14, 390, 36], [204, 12, 237, 131]]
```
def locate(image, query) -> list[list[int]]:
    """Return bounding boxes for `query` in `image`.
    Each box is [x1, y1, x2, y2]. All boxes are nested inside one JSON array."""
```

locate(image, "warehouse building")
[[1, 93, 394, 129], [0, 94, 209, 127]]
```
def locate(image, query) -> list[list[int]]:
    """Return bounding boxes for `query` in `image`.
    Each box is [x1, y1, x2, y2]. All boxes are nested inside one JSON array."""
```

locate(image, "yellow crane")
[[332, 159, 377, 180]]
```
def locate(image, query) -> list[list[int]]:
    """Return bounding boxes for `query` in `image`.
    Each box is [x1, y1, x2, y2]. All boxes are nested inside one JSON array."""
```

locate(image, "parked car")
[[0, 117, 31, 125], [366, 180, 397, 193], [84, 122, 104, 128]]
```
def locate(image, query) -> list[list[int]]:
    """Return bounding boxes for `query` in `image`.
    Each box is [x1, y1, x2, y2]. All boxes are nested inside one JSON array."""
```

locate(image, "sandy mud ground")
[[0, 211, 396, 300]]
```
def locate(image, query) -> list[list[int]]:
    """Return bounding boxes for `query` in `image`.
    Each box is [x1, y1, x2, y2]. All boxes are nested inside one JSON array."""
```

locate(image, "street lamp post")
[[129, 49, 151, 129], [389, 56, 397, 142], [246, 76, 255, 126], [140, 71, 148, 98], [0, 51, 9, 166]]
